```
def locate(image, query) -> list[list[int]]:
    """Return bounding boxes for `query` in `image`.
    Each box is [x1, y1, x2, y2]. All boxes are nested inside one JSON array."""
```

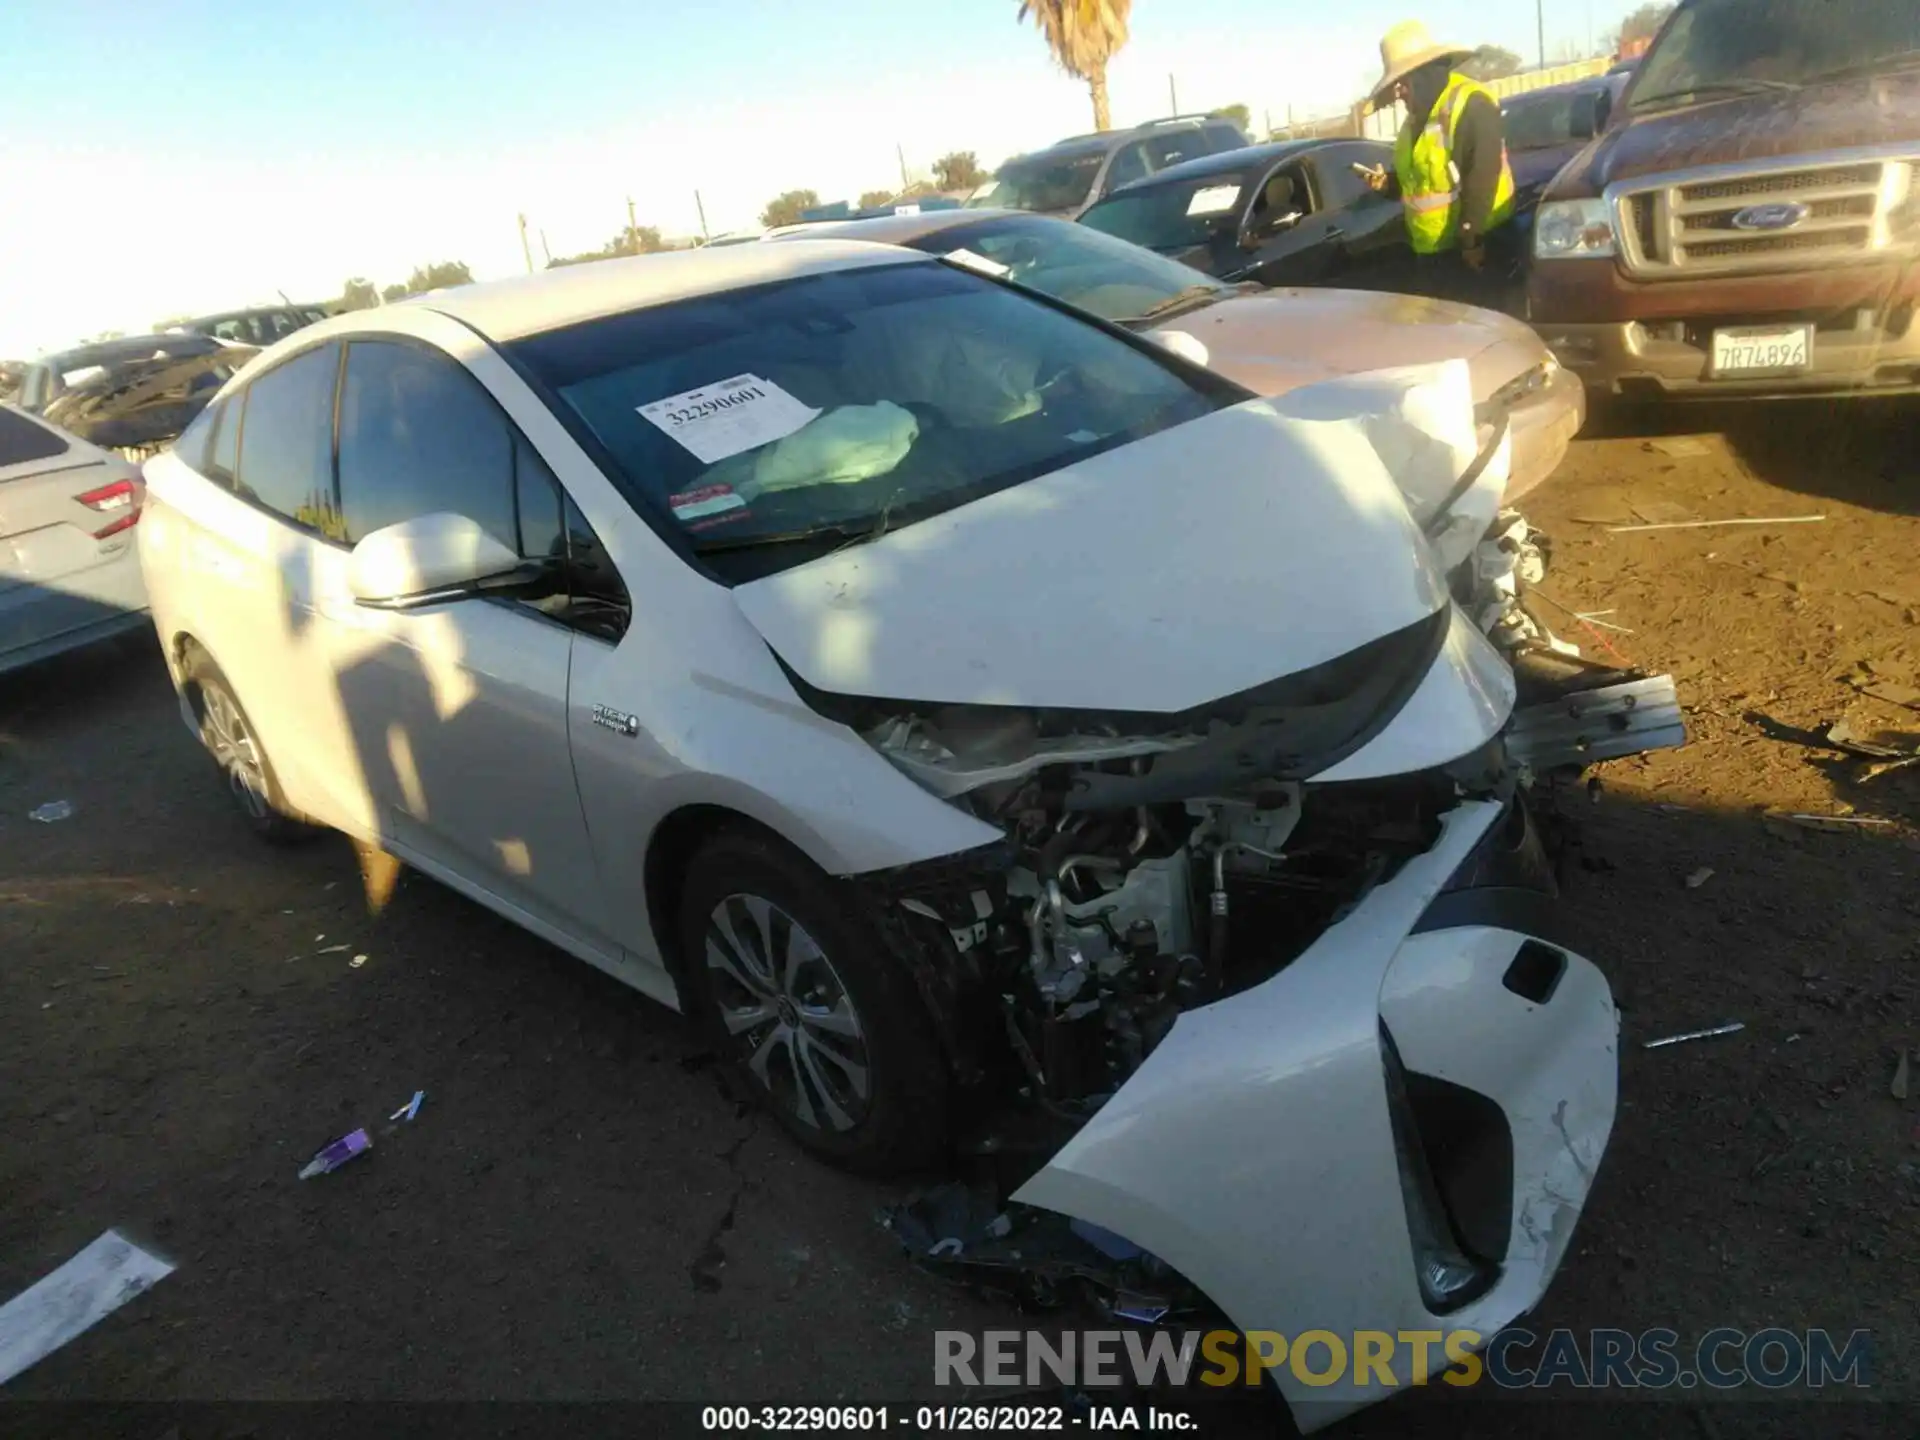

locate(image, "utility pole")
[[1537, 0, 1546, 69], [897, 144, 910, 191], [694, 189, 710, 241], [626, 196, 638, 250], [539, 229, 552, 266], [1168, 73, 1178, 116], [517, 213, 533, 274]]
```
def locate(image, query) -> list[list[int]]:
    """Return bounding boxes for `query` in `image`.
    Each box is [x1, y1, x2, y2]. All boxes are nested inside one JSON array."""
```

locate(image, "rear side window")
[[0, 408, 69, 467], [336, 341, 517, 548], [1204, 122, 1247, 152], [234, 343, 343, 540], [1142, 131, 1209, 170]]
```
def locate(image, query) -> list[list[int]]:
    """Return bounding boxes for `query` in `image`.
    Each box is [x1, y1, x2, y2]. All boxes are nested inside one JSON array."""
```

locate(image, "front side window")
[[1501, 90, 1585, 151], [1080, 169, 1260, 252], [1629, 0, 1920, 107], [968, 152, 1105, 213], [233, 343, 342, 539], [336, 341, 517, 548], [337, 341, 627, 639], [1142, 131, 1210, 171], [1104, 143, 1150, 191], [508, 259, 1230, 579], [927, 216, 1227, 324]]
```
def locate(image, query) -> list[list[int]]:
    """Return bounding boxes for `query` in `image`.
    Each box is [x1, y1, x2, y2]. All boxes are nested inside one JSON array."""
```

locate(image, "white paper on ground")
[[638, 374, 821, 465], [1186, 184, 1242, 216], [0, 1230, 175, 1384]]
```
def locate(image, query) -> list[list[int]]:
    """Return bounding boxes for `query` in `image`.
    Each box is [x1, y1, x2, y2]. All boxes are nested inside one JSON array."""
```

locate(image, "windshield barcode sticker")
[[1185, 184, 1242, 216], [638, 374, 821, 465]]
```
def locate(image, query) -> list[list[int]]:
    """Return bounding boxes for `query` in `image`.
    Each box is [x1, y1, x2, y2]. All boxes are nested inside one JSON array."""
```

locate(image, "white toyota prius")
[[140, 240, 1642, 1428]]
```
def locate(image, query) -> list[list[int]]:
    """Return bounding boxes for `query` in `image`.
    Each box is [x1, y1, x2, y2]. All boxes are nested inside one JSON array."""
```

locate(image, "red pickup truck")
[[1526, 0, 1919, 401]]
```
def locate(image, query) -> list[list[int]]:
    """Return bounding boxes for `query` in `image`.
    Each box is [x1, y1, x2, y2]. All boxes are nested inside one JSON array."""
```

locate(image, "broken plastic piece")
[[1504, 674, 1687, 771], [28, 801, 72, 824], [1110, 1290, 1172, 1324], [1894, 1051, 1911, 1102], [390, 1090, 424, 1123], [1643, 1022, 1744, 1050], [297, 1128, 371, 1179]]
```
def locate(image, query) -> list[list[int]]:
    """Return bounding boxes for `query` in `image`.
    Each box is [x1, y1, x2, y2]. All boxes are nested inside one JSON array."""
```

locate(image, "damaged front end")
[[763, 365, 1677, 1429]]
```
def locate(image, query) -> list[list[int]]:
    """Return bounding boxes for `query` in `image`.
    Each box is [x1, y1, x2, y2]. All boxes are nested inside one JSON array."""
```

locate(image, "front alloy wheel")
[[201, 681, 271, 822], [704, 894, 872, 1134]]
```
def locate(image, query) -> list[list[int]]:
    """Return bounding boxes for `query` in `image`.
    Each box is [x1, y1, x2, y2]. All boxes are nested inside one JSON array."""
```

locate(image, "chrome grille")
[[1615, 153, 1915, 277]]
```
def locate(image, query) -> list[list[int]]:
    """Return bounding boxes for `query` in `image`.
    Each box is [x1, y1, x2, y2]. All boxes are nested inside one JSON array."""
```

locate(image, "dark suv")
[[968, 114, 1252, 219]]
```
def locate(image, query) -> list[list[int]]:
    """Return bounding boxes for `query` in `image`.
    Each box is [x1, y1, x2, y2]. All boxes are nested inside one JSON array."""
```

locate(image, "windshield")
[[921, 217, 1228, 324], [509, 260, 1226, 575], [967, 152, 1105, 213], [1501, 88, 1591, 150], [1631, 0, 1920, 106], [1079, 173, 1251, 254]]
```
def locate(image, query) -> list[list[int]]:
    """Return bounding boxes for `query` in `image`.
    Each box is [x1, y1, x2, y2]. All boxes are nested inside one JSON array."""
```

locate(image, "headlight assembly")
[[1534, 198, 1617, 260]]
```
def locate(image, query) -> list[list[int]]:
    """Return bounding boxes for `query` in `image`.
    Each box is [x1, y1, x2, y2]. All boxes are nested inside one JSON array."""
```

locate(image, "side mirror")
[[1588, 89, 1614, 137], [348, 512, 525, 608], [1240, 210, 1301, 249]]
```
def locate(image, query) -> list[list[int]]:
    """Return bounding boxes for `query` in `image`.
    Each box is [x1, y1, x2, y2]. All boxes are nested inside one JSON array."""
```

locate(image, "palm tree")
[[1017, 0, 1132, 132]]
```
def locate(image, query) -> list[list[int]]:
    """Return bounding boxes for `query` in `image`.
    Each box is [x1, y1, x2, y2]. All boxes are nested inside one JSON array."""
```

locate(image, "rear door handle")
[[1324, 226, 1346, 240]]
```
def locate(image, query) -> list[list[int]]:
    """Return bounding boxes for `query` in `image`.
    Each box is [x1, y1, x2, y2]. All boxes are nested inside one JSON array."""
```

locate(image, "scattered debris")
[[349, 954, 368, 968], [1643, 437, 1713, 459], [316, 944, 350, 955], [1643, 1021, 1746, 1050], [1684, 867, 1715, 889], [1895, 1052, 1911, 1103], [1631, 498, 1699, 524], [1854, 680, 1920, 711], [0, 1230, 175, 1385], [1606, 515, 1826, 534], [297, 1128, 372, 1180], [27, 801, 72, 824], [1763, 810, 1896, 833], [390, 1090, 425, 1123]]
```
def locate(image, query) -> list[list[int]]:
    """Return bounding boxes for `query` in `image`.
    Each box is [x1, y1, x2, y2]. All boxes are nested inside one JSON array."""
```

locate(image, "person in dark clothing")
[[1360, 20, 1521, 314]]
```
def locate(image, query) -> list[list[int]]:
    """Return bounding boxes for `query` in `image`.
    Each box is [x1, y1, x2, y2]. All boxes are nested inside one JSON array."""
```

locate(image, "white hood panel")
[[733, 396, 1450, 714]]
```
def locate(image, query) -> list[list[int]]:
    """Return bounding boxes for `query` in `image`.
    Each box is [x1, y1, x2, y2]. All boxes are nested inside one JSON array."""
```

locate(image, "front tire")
[[677, 830, 949, 1174], [183, 650, 320, 845]]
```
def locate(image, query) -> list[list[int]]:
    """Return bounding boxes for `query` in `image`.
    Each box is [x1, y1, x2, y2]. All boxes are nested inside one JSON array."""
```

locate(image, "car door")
[[0, 407, 146, 663], [317, 338, 623, 959], [1225, 157, 1340, 286]]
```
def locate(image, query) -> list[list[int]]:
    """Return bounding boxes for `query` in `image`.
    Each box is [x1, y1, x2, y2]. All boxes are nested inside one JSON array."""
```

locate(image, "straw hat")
[[1370, 20, 1473, 104]]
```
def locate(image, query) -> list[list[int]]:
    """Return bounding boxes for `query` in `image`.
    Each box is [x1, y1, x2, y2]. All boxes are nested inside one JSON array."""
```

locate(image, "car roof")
[[1098, 138, 1339, 192], [1502, 77, 1608, 104], [395, 240, 927, 342], [41, 333, 221, 368], [772, 207, 1033, 247], [1004, 115, 1236, 168]]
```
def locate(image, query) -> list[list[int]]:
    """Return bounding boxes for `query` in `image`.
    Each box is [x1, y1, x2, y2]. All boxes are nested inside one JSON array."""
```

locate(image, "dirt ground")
[[2, 398, 1917, 1437]]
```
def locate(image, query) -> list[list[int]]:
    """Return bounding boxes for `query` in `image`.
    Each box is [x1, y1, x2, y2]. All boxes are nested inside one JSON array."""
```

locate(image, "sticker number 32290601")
[[637, 373, 822, 465]]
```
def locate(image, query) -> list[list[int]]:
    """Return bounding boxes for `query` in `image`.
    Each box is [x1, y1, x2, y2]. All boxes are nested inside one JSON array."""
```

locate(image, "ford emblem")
[[1730, 201, 1810, 231]]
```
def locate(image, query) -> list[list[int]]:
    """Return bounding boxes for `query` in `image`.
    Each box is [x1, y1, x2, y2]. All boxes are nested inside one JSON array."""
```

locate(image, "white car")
[[2, 404, 147, 675], [141, 242, 1633, 1428]]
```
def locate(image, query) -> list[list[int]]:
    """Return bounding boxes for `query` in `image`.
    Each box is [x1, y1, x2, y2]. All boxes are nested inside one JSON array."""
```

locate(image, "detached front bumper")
[[1012, 798, 1617, 1432]]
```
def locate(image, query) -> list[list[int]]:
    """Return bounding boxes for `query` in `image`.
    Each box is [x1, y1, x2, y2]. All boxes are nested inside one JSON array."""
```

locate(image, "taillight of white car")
[[75, 473, 144, 540]]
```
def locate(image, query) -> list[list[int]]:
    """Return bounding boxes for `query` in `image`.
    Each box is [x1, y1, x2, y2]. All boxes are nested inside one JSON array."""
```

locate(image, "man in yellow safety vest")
[[1361, 20, 1519, 312]]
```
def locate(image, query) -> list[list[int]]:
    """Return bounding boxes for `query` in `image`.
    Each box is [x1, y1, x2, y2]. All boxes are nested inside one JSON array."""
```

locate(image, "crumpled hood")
[[1157, 289, 1546, 405], [1551, 68, 1920, 199], [732, 393, 1454, 714]]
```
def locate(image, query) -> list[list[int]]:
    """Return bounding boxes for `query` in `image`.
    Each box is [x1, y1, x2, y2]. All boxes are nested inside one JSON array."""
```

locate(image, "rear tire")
[[182, 649, 321, 846], [676, 829, 949, 1174]]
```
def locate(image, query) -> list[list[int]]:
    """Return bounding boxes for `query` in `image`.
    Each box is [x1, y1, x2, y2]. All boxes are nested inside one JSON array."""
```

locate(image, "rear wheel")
[[677, 830, 948, 1174], [183, 650, 320, 845]]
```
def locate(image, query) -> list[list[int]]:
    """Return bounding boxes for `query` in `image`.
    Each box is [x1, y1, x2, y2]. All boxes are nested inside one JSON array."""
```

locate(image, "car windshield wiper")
[[1630, 77, 1800, 109], [690, 520, 883, 554], [1129, 284, 1224, 323]]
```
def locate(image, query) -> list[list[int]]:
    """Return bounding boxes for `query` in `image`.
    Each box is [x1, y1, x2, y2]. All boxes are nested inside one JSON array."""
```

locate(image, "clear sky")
[[0, 0, 1645, 357]]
